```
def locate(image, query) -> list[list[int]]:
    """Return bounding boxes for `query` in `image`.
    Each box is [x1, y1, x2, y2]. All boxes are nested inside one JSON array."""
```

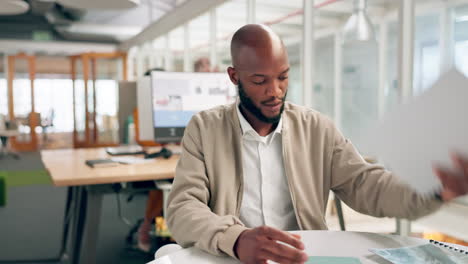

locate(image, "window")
[[35, 77, 74, 132], [13, 78, 32, 117], [34, 77, 118, 133]]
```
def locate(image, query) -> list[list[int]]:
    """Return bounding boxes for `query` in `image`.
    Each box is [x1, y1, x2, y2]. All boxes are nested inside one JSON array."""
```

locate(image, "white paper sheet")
[[111, 156, 154, 164], [358, 69, 468, 195]]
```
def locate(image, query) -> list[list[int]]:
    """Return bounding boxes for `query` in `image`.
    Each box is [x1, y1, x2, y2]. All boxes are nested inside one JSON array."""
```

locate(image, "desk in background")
[[41, 148, 178, 264]]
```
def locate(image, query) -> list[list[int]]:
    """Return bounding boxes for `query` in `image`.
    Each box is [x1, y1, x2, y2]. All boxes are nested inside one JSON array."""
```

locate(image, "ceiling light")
[[0, 0, 30, 15], [56, 0, 140, 10], [342, 0, 376, 44]]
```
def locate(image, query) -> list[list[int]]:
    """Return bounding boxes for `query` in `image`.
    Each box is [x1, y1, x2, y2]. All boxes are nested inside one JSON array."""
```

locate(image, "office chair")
[[334, 197, 346, 231]]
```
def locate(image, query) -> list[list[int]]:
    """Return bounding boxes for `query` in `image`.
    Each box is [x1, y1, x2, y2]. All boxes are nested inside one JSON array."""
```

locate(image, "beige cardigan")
[[166, 102, 441, 259]]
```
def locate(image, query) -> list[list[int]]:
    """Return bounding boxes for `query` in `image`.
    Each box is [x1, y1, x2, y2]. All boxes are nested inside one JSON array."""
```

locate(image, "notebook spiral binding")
[[429, 239, 468, 255]]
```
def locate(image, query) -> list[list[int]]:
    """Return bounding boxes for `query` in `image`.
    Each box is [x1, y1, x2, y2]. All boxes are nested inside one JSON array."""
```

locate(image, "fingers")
[[433, 166, 464, 201], [258, 226, 305, 250], [451, 153, 468, 180], [260, 240, 308, 264]]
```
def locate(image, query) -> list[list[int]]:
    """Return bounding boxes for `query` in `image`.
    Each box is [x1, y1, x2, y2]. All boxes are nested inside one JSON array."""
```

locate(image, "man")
[[166, 24, 468, 264], [194, 57, 212, 72]]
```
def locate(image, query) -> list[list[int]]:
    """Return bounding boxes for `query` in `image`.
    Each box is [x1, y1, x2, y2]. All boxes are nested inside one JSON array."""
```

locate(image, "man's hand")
[[433, 153, 468, 201], [234, 226, 308, 264]]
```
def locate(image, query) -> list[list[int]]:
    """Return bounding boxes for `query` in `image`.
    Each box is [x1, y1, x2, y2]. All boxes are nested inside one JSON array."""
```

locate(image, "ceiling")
[[0, 0, 187, 43], [157, 0, 402, 54], [0, 0, 461, 55]]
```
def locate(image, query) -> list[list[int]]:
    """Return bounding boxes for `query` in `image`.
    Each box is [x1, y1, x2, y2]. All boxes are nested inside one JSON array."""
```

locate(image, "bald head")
[[230, 24, 287, 70], [226, 24, 289, 128]]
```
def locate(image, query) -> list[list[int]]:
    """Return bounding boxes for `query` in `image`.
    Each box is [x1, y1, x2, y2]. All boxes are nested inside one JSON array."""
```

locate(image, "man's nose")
[[265, 79, 283, 97]]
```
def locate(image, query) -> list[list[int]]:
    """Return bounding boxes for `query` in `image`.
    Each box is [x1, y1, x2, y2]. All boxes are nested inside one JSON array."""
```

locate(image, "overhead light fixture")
[[58, 23, 142, 41], [0, 0, 30, 15], [56, 0, 140, 10], [342, 0, 376, 44]]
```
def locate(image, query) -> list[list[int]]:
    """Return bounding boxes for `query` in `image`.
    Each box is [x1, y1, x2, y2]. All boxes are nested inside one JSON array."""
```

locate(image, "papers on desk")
[[358, 69, 468, 195], [370, 244, 468, 264], [110, 156, 154, 164], [85, 157, 154, 168]]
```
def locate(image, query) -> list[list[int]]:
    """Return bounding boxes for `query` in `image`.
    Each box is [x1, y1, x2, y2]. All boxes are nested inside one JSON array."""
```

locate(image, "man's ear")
[[227, 67, 239, 85]]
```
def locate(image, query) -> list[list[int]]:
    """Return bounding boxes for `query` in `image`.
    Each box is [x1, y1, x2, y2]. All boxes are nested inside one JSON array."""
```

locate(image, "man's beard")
[[238, 80, 286, 124]]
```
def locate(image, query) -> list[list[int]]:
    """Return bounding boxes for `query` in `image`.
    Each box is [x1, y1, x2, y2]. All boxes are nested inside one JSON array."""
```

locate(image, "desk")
[[148, 230, 468, 264], [41, 148, 178, 264]]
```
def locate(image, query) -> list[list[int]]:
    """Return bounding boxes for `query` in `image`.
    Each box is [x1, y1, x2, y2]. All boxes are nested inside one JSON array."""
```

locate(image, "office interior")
[[0, 0, 468, 263]]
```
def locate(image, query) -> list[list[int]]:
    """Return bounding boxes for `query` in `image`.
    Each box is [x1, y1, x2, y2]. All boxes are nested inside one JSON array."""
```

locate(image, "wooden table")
[[42, 148, 178, 186], [41, 147, 178, 264]]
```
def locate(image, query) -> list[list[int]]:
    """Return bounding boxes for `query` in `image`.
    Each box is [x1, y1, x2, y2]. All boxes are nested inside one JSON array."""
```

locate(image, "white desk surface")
[[148, 230, 446, 264]]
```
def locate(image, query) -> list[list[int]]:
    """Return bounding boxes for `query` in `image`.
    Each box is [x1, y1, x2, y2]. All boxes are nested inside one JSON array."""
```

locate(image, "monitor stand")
[[144, 147, 173, 159]]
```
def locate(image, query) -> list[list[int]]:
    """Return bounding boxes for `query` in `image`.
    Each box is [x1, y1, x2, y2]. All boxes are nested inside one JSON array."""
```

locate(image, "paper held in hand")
[[358, 69, 468, 195]]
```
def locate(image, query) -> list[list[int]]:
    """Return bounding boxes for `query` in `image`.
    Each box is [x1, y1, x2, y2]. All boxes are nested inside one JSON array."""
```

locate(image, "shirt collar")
[[236, 100, 283, 139]]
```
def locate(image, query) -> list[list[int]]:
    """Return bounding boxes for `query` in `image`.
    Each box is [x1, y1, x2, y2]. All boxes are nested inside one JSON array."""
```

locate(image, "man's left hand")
[[433, 153, 468, 201]]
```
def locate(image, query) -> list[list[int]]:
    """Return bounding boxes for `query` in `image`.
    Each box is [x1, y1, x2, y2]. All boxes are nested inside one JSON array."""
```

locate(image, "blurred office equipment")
[[145, 71, 236, 143], [0, 114, 20, 159], [137, 71, 236, 158], [118, 81, 138, 144]]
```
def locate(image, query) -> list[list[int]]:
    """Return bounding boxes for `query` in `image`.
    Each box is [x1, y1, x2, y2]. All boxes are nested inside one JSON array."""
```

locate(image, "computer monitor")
[[150, 71, 237, 144]]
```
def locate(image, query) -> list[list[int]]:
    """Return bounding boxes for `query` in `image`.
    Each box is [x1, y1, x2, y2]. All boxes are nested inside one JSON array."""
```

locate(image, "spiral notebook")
[[370, 241, 468, 264], [429, 240, 468, 256]]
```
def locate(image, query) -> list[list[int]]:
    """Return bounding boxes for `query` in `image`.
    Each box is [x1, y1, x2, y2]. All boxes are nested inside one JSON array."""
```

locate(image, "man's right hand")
[[234, 226, 308, 264]]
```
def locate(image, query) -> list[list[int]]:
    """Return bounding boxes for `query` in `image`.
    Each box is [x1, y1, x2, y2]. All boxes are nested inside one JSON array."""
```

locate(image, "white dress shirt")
[[236, 105, 299, 231]]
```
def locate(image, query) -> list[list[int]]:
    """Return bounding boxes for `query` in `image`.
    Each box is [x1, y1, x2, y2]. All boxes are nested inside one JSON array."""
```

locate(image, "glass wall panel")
[[413, 13, 440, 96], [286, 43, 302, 105], [12, 58, 33, 142], [189, 13, 212, 72], [95, 58, 119, 144], [74, 59, 86, 142], [314, 36, 335, 118], [12, 58, 32, 118], [386, 21, 400, 114], [169, 27, 185, 72], [454, 4, 468, 77], [341, 42, 379, 142]]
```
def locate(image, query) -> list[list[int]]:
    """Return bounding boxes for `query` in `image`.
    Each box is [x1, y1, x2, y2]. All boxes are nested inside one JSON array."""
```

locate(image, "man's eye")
[[253, 80, 266, 85], [279, 76, 288, 81]]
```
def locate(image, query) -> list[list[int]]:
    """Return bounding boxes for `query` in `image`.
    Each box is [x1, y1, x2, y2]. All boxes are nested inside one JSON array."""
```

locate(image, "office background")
[[1, 0, 468, 263]]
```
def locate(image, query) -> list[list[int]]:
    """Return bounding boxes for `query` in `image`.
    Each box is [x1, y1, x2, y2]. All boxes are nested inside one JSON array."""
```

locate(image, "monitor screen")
[[151, 71, 237, 143]]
